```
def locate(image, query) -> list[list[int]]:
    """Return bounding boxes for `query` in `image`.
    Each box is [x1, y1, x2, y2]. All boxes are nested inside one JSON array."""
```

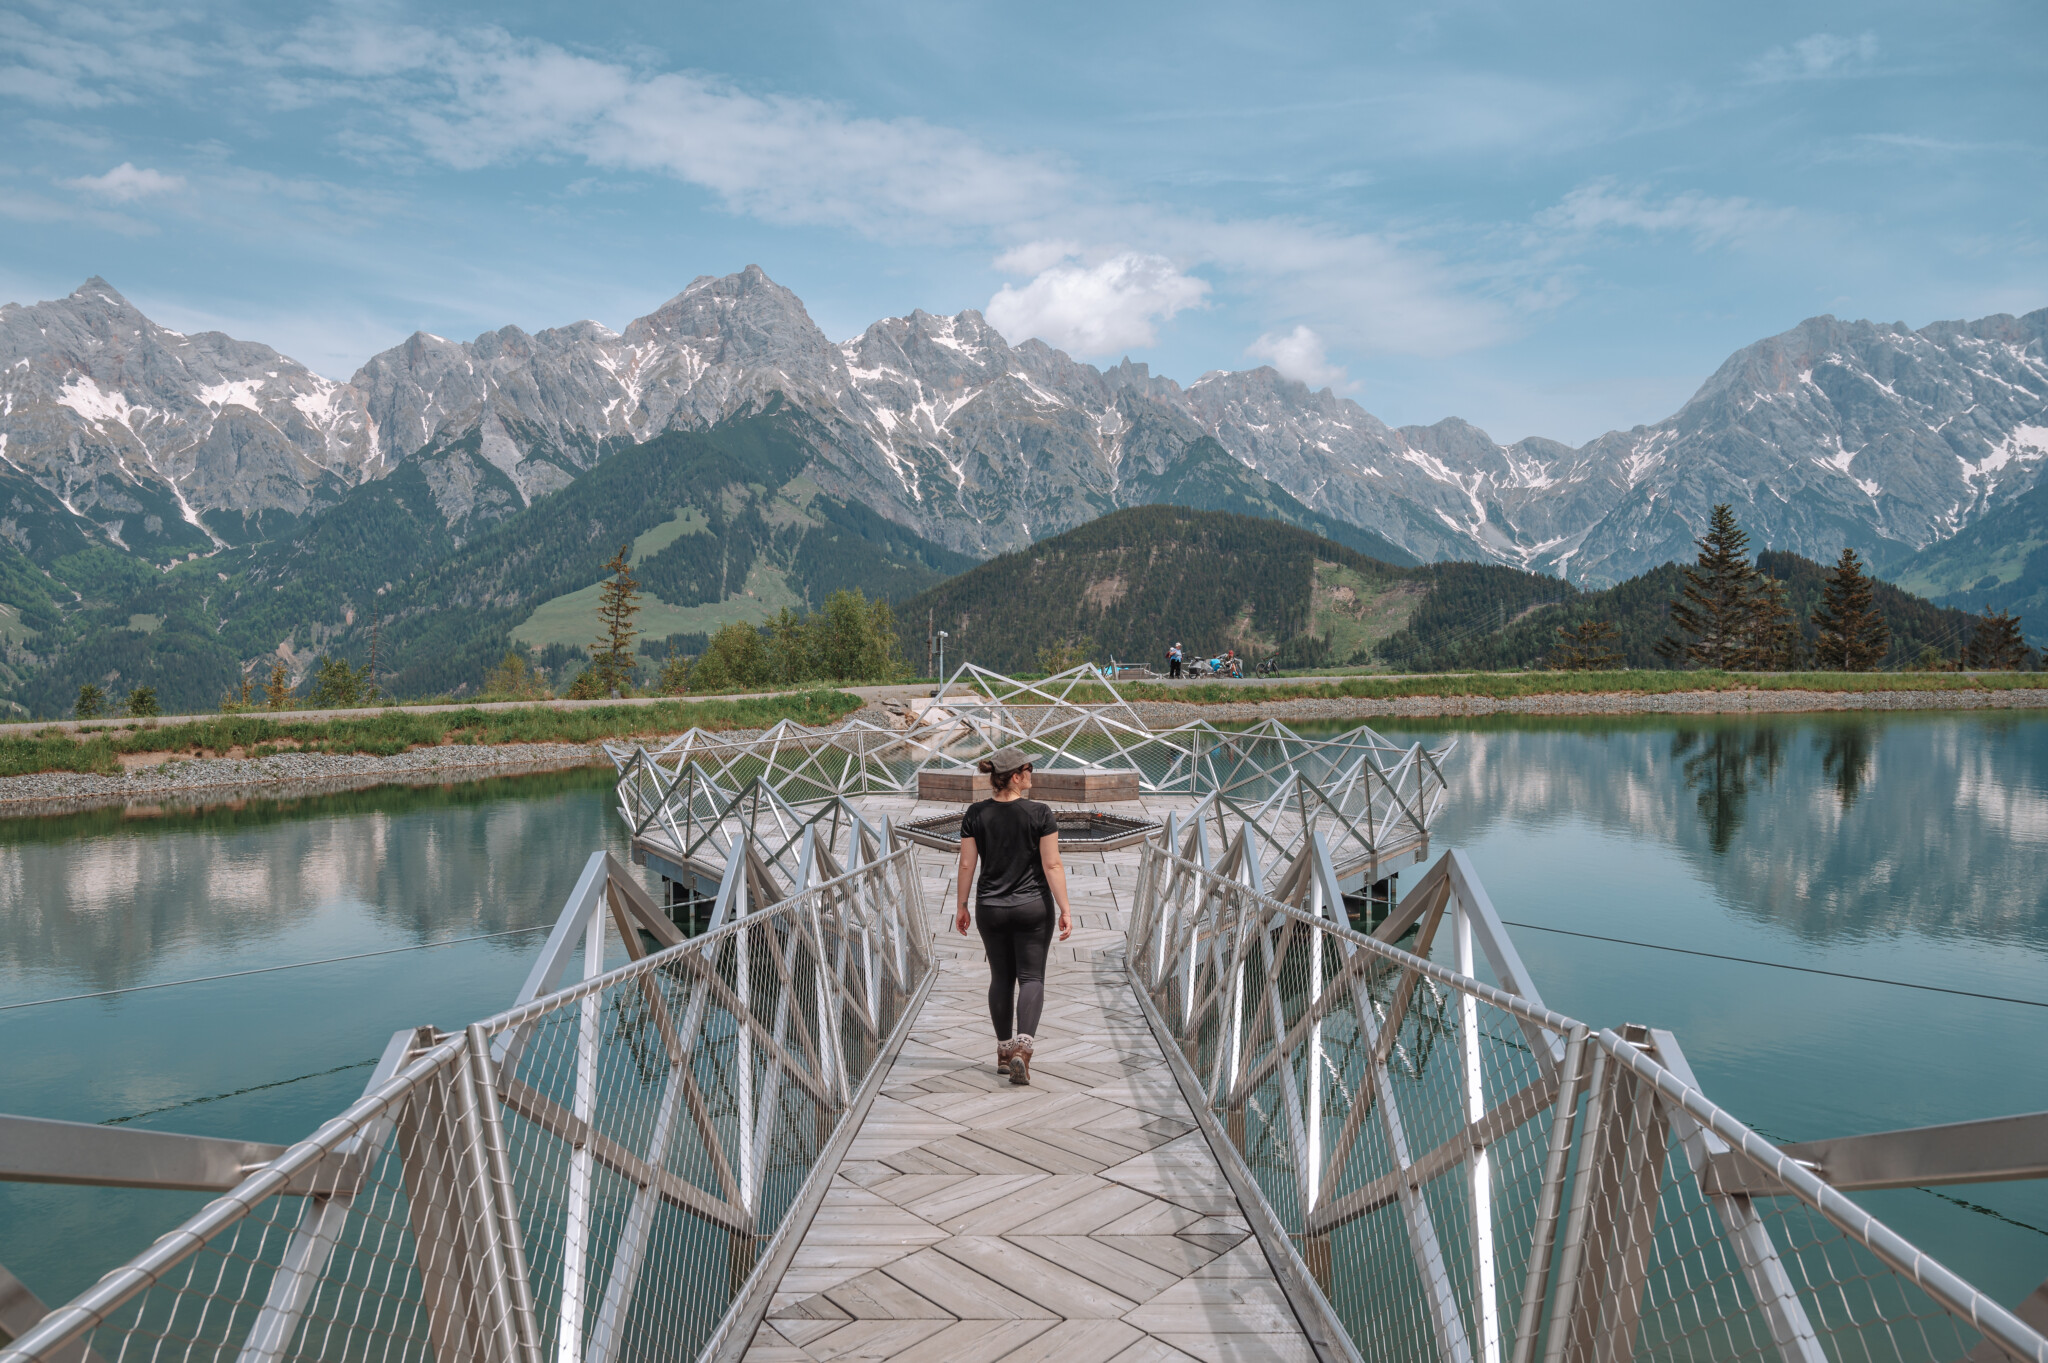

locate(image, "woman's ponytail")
[[976, 756, 1017, 792]]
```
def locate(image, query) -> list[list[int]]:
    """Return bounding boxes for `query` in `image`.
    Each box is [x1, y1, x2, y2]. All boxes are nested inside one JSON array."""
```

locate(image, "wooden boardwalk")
[[744, 809, 1315, 1363]]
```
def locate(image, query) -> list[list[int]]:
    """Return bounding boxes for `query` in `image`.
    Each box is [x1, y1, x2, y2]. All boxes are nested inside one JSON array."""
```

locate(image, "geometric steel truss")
[[1125, 831, 2048, 1363], [608, 662, 1456, 896]]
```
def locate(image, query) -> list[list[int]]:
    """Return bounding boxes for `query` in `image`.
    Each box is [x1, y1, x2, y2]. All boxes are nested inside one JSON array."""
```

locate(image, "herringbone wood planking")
[[746, 808, 1314, 1363]]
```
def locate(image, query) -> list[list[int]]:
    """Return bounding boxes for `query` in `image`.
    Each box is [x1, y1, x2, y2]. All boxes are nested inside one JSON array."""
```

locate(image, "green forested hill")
[[0, 406, 975, 715], [899, 508, 1987, 675], [1385, 550, 1982, 670], [899, 506, 1561, 672]]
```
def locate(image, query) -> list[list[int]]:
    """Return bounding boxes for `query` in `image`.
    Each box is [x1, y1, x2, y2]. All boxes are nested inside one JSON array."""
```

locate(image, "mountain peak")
[[68, 277, 138, 312]]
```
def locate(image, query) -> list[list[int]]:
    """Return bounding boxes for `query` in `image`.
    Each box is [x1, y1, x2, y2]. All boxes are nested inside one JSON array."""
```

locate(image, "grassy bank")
[[1113, 670, 2048, 705], [0, 691, 863, 779]]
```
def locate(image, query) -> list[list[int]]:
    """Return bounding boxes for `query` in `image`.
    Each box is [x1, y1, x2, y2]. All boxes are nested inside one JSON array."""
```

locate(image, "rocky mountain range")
[[3, 270, 2045, 590]]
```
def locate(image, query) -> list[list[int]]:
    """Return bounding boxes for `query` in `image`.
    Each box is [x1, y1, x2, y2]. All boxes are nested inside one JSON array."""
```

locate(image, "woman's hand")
[[955, 903, 972, 935], [1057, 909, 1072, 941]]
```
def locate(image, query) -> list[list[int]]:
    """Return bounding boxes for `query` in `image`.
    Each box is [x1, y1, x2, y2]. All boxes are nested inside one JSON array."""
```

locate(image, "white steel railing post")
[[1456, 896, 1500, 1363], [556, 892, 605, 1363]]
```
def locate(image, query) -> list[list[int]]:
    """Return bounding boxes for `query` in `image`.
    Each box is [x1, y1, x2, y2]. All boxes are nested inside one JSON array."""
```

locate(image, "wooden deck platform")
[[743, 797, 1317, 1363]]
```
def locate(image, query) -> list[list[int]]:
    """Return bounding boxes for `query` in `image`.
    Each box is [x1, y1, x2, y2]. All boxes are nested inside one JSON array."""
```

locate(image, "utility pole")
[[927, 608, 934, 680], [936, 630, 949, 681], [368, 609, 380, 701]]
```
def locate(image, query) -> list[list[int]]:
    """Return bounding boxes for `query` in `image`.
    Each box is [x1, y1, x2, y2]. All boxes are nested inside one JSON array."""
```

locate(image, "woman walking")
[[953, 749, 1073, 1084]]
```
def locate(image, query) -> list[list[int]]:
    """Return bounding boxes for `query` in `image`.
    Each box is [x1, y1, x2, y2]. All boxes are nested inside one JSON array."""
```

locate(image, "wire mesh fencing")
[[2, 844, 936, 1363], [1126, 838, 2048, 1363]]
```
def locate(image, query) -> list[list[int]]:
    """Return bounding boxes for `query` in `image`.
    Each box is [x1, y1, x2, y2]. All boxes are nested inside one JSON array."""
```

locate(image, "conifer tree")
[[124, 686, 160, 718], [1549, 619, 1622, 671], [1962, 609, 2029, 670], [590, 545, 642, 695], [1742, 576, 1804, 670], [656, 647, 692, 696], [1811, 548, 1890, 670], [266, 660, 292, 710], [75, 683, 104, 719], [1660, 504, 1758, 669]]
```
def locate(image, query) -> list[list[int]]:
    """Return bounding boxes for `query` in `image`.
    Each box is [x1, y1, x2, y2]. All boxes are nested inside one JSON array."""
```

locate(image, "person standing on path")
[[953, 748, 1073, 1085], [1168, 642, 1183, 679]]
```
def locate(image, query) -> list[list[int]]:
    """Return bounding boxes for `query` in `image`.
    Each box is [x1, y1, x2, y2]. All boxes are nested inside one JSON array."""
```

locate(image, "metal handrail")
[[1, 843, 938, 1363], [1128, 842, 2048, 1363]]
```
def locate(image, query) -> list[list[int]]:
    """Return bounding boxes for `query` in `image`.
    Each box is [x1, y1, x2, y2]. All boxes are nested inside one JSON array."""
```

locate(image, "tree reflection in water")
[[1817, 722, 1875, 806], [1672, 726, 1786, 853]]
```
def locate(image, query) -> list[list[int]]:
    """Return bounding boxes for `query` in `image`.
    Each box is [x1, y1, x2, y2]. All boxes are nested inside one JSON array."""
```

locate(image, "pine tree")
[[124, 686, 160, 718], [1661, 504, 1758, 669], [1811, 548, 1890, 671], [266, 660, 292, 711], [75, 683, 104, 719], [590, 545, 642, 696], [1741, 576, 1804, 670], [1549, 619, 1622, 671], [656, 648, 692, 696], [1962, 609, 2029, 670]]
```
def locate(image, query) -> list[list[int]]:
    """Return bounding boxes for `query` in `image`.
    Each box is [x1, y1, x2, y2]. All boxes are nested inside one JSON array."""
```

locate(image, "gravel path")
[[0, 704, 903, 816], [5, 690, 2041, 816]]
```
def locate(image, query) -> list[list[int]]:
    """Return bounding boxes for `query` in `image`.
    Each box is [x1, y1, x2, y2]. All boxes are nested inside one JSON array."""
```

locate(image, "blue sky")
[[2, 0, 2042, 444]]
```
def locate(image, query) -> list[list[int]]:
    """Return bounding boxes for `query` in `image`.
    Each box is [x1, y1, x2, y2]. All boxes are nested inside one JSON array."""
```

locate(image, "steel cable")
[[0, 923, 557, 1013]]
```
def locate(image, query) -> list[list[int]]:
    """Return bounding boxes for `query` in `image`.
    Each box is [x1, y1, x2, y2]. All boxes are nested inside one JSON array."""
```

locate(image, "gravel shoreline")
[[1125, 686, 2048, 725], [4, 690, 2040, 816]]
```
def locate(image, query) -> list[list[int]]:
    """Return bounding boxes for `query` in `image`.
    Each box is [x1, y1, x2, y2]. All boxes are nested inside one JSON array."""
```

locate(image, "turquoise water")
[[2, 715, 2045, 1317]]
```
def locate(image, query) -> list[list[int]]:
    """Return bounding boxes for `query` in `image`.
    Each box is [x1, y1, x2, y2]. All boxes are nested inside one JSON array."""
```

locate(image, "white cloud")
[[1744, 32, 1878, 83], [993, 239, 1082, 275], [1538, 180, 1795, 248], [276, 24, 1068, 239], [64, 162, 185, 200], [985, 253, 1209, 356], [1247, 325, 1347, 390], [265, 21, 1509, 359]]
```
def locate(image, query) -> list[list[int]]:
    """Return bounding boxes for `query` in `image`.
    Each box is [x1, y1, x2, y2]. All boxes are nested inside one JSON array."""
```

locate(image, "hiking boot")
[[996, 1038, 1017, 1075], [1008, 1034, 1034, 1086]]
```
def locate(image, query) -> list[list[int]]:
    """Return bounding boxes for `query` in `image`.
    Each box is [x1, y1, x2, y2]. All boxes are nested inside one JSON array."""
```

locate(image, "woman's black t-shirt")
[[961, 797, 1058, 909]]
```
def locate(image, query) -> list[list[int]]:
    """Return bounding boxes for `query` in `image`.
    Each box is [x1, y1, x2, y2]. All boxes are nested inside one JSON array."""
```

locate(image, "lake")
[[2, 714, 2044, 1315]]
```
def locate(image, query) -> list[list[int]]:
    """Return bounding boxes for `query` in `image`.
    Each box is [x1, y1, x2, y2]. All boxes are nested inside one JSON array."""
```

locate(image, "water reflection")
[[1361, 713, 2048, 948], [0, 768, 622, 997], [1817, 723, 1875, 806], [1672, 726, 1785, 853]]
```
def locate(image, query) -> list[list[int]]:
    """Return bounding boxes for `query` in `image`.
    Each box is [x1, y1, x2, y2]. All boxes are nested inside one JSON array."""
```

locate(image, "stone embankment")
[[3, 690, 2043, 814]]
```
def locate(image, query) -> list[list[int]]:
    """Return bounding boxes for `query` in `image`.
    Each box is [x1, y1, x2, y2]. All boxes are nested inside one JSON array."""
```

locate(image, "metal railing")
[[1, 835, 935, 1363], [1126, 829, 2048, 1363], [607, 662, 1455, 891]]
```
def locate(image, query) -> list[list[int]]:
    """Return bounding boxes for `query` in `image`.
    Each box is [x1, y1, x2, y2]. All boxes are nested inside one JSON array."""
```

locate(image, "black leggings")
[[976, 897, 1054, 1040]]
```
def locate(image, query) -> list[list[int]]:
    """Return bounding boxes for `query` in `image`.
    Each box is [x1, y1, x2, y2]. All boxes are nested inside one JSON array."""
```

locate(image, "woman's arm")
[[1039, 832, 1073, 940], [954, 836, 978, 935]]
